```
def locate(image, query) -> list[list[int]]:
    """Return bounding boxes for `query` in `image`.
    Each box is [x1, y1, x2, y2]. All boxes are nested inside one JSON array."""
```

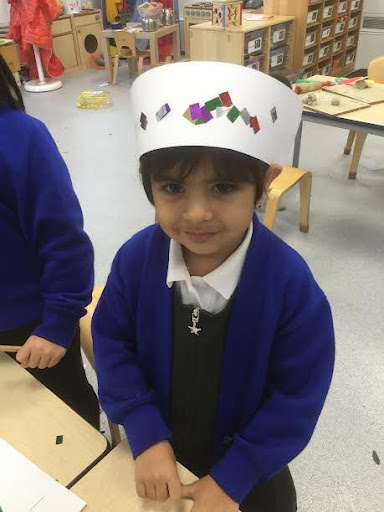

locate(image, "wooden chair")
[[112, 30, 150, 85], [343, 55, 384, 179], [80, 286, 122, 448], [263, 166, 312, 232]]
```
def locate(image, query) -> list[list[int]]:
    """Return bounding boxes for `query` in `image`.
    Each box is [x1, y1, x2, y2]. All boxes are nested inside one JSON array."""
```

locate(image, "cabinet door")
[[53, 34, 78, 70], [75, 23, 102, 69]]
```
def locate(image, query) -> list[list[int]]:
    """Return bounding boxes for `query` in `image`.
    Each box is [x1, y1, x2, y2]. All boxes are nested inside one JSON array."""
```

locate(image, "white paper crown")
[[130, 61, 302, 165]]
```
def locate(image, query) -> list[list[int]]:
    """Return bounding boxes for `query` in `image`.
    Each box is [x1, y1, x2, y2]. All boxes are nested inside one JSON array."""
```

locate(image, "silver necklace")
[[188, 307, 201, 336]]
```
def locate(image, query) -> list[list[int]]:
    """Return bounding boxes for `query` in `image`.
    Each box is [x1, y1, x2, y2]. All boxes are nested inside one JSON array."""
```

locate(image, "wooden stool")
[[263, 166, 312, 232], [80, 286, 122, 448]]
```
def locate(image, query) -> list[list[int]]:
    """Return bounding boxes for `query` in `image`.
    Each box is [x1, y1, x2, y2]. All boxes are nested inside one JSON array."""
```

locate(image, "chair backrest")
[[79, 286, 104, 370], [368, 56, 384, 84], [114, 30, 137, 59]]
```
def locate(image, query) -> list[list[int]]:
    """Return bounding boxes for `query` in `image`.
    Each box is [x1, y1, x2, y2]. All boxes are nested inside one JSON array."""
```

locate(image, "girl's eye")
[[213, 183, 235, 194], [163, 183, 184, 194]]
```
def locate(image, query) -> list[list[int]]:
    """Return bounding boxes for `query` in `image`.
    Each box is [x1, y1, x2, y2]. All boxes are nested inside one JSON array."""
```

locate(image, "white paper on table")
[[243, 14, 265, 21], [0, 438, 86, 512]]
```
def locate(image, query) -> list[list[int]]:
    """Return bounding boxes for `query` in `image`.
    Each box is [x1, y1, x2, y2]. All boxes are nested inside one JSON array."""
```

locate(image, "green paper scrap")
[[227, 106, 240, 123], [56, 435, 63, 445], [195, 119, 205, 125], [205, 97, 223, 111], [0, 506, 4, 512]]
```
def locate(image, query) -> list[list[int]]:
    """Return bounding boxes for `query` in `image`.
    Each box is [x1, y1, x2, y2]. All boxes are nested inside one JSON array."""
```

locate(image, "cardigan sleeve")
[[210, 263, 335, 504], [92, 245, 172, 458]]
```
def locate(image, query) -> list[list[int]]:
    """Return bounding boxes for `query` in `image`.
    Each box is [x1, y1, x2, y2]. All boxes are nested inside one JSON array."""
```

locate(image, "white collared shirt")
[[166, 224, 253, 314]]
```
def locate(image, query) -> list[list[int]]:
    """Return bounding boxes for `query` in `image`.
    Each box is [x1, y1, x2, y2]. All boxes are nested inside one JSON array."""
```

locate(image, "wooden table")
[[0, 352, 108, 488], [293, 75, 384, 178], [100, 24, 181, 84], [73, 439, 197, 511]]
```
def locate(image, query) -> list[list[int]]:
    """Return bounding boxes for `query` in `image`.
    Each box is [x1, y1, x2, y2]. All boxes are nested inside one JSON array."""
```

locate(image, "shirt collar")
[[166, 223, 253, 299]]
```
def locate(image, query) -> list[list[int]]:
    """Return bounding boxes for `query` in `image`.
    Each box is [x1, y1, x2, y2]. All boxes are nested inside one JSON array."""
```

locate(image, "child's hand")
[[181, 475, 239, 512], [135, 440, 182, 502], [16, 335, 67, 369]]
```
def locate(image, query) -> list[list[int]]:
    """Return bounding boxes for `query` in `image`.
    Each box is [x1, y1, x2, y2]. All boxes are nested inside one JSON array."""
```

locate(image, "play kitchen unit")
[[52, 9, 103, 71], [264, 0, 364, 78], [183, 2, 213, 58], [190, 14, 295, 73]]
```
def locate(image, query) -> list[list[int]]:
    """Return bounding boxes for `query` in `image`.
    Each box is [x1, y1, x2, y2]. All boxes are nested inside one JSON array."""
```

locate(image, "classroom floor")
[[23, 66, 384, 512]]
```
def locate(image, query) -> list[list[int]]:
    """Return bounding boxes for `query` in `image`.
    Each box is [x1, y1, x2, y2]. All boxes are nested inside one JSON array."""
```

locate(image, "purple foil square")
[[156, 103, 171, 121], [189, 103, 202, 121], [201, 106, 213, 123]]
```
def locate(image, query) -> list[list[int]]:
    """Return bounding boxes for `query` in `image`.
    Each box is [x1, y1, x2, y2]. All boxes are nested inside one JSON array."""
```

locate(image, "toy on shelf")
[[212, 0, 242, 28]]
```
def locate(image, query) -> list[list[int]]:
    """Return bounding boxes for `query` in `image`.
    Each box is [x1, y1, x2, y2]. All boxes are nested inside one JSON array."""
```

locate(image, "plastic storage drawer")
[[345, 50, 356, 66], [307, 8, 319, 25], [349, 16, 359, 30], [319, 43, 331, 60], [305, 28, 318, 48], [346, 33, 357, 48], [319, 61, 332, 76], [333, 38, 343, 53], [244, 54, 266, 71], [321, 23, 333, 40], [338, 0, 348, 14], [269, 45, 288, 69], [323, 4, 334, 20], [335, 20, 346, 35], [303, 49, 316, 67], [351, 0, 361, 11], [244, 29, 266, 56], [271, 23, 289, 48]]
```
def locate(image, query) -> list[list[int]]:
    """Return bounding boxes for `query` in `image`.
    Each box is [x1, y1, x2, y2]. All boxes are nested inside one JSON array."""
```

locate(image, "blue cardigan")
[[0, 107, 94, 347], [92, 217, 334, 503]]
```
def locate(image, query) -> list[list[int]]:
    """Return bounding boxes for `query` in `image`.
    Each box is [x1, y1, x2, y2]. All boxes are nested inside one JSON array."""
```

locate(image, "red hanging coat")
[[8, 0, 64, 80], [158, 0, 173, 62]]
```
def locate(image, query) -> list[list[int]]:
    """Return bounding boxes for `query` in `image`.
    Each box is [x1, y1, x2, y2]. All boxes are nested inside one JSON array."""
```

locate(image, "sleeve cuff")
[[32, 308, 79, 348], [123, 403, 172, 459], [210, 438, 263, 504]]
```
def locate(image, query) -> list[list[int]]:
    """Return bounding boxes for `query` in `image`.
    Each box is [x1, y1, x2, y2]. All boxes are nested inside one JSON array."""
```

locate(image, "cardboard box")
[[0, 41, 21, 73]]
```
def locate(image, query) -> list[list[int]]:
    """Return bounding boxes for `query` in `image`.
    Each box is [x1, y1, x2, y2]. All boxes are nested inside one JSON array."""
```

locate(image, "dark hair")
[[270, 72, 292, 89], [140, 146, 269, 205], [0, 55, 25, 111]]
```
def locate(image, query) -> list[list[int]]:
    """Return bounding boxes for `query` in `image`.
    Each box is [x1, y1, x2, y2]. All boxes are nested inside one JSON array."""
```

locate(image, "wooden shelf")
[[306, 21, 321, 28], [264, 0, 363, 75]]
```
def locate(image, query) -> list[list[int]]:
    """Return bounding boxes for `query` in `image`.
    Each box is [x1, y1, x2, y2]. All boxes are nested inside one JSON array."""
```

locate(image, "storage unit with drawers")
[[190, 15, 295, 75], [264, 0, 365, 77]]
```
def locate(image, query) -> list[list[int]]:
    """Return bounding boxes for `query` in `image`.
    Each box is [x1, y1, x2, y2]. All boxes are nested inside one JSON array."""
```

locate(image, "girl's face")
[[151, 159, 257, 275]]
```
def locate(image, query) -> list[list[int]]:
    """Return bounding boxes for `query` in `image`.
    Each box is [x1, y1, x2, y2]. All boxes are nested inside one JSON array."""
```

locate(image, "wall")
[[0, 0, 10, 24]]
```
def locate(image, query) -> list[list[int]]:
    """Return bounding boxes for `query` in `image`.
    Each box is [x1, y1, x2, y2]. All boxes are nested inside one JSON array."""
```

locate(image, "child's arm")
[[92, 247, 178, 499], [11, 119, 94, 351], [208, 264, 335, 505]]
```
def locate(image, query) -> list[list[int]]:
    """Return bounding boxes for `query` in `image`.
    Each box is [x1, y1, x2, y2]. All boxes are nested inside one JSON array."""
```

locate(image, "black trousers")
[[0, 323, 100, 430], [176, 448, 297, 512]]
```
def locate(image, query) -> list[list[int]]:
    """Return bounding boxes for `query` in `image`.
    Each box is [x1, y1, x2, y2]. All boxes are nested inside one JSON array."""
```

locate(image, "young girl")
[[0, 55, 99, 429], [93, 62, 335, 511]]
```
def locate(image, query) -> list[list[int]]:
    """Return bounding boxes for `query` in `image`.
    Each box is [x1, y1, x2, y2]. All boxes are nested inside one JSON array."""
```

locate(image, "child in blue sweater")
[[0, 56, 99, 429], [93, 62, 335, 511]]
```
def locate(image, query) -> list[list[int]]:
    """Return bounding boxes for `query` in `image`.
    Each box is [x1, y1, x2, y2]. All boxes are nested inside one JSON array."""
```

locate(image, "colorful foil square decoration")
[[250, 116, 260, 134], [219, 91, 233, 107], [189, 103, 202, 121], [216, 106, 230, 117], [240, 108, 251, 126], [140, 113, 147, 130], [201, 106, 213, 123], [156, 103, 171, 121], [227, 106, 240, 123], [271, 106, 278, 123], [205, 97, 223, 111], [183, 108, 193, 123]]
